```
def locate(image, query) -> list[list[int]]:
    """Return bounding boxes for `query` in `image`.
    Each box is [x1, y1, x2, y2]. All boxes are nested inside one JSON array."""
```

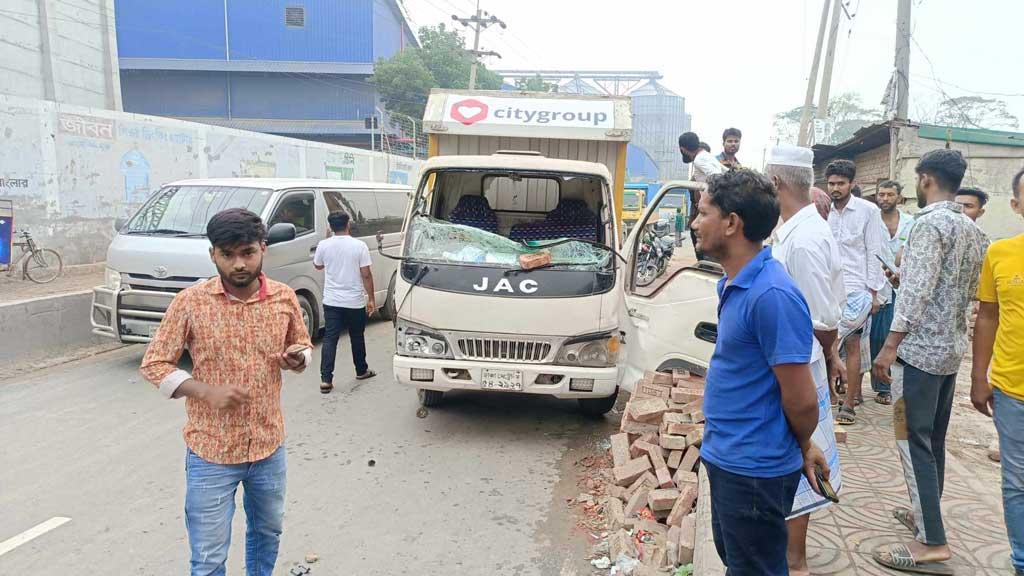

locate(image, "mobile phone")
[[875, 253, 895, 275], [815, 466, 840, 503]]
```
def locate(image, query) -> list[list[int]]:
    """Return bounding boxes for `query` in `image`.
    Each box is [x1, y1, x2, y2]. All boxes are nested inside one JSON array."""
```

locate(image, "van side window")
[[268, 192, 315, 235], [374, 192, 407, 234], [324, 190, 380, 237]]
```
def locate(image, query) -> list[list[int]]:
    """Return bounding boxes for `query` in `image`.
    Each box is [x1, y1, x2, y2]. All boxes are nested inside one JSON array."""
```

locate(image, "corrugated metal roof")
[[629, 80, 680, 98], [917, 124, 1024, 148]]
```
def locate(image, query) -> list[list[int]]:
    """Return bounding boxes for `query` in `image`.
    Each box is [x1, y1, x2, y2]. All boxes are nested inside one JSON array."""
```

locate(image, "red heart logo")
[[450, 98, 489, 125]]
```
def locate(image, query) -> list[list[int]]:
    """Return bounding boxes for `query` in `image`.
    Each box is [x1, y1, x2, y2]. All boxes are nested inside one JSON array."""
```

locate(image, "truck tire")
[[578, 389, 618, 418], [418, 388, 444, 407], [378, 273, 397, 322], [296, 293, 318, 340]]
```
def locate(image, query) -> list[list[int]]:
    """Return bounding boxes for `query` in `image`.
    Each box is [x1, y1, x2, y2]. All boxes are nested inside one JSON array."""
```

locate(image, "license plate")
[[480, 369, 523, 392]]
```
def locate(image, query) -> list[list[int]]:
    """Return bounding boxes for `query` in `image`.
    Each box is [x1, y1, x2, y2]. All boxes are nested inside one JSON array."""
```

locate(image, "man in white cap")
[[767, 144, 845, 576]]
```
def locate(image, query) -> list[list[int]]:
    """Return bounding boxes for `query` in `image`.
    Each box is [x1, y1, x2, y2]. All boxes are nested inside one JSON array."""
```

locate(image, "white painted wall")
[[0, 0, 121, 110], [0, 95, 422, 264]]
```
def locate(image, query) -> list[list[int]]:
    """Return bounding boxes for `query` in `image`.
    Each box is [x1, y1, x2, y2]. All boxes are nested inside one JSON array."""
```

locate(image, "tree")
[[372, 24, 504, 120], [927, 96, 1020, 131], [773, 92, 884, 145], [515, 74, 556, 93]]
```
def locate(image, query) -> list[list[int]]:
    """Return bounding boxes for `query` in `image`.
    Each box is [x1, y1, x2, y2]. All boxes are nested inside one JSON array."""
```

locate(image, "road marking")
[[0, 517, 71, 557]]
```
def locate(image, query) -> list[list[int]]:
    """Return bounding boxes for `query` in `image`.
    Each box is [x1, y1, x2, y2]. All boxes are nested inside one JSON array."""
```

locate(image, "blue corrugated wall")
[[115, 0, 227, 59]]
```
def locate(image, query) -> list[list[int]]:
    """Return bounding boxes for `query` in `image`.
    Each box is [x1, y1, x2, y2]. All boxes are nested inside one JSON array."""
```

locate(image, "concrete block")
[[610, 529, 636, 560], [614, 456, 653, 486], [607, 496, 626, 530]]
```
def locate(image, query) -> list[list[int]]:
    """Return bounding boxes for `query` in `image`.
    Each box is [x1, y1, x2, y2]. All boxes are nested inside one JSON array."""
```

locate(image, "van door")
[[264, 189, 323, 330], [618, 183, 721, 391]]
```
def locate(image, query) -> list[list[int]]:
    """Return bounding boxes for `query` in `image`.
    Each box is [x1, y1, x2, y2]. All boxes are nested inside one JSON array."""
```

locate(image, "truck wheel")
[[378, 273, 397, 322], [296, 293, 318, 340], [578, 390, 618, 418], [418, 389, 444, 407]]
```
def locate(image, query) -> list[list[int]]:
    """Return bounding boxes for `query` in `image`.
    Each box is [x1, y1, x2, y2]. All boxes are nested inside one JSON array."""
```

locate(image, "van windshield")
[[406, 216, 612, 271], [622, 192, 642, 209], [122, 185, 273, 235]]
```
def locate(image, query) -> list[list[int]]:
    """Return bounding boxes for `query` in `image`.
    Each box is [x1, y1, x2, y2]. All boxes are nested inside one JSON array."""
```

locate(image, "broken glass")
[[405, 216, 612, 270]]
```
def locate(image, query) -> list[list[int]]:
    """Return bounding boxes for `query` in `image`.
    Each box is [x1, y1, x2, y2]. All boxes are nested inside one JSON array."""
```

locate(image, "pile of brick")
[[604, 370, 706, 573]]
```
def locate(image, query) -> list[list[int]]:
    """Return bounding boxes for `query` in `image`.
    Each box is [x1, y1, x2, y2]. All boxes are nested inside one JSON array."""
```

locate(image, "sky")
[[401, 0, 1024, 168]]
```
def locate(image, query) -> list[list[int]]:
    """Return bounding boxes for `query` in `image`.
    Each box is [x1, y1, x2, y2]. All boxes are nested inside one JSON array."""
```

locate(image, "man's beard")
[[219, 261, 262, 289]]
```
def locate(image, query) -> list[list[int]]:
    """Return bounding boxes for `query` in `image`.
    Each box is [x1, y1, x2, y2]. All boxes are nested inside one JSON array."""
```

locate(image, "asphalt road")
[[0, 319, 617, 575]]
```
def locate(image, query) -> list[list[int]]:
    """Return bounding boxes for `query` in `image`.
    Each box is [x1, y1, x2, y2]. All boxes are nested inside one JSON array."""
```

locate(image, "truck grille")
[[456, 337, 553, 363]]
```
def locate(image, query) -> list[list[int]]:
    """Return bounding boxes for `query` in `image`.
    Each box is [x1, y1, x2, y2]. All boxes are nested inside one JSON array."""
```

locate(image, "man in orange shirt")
[[141, 208, 312, 576]]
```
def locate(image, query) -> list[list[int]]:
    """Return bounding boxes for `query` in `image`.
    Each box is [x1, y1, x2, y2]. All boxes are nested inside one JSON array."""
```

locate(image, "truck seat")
[[449, 195, 499, 233]]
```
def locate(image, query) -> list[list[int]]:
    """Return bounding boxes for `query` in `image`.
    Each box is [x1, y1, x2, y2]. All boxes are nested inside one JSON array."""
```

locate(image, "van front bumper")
[[91, 285, 175, 343], [393, 356, 620, 399]]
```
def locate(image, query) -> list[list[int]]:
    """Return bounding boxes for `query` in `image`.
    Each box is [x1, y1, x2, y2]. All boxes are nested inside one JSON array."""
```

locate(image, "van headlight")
[[396, 320, 453, 359], [104, 268, 123, 291], [556, 332, 620, 367]]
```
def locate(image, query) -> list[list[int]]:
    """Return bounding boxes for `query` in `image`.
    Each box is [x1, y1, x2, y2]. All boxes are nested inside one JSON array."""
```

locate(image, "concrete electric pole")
[[798, 0, 832, 146], [452, 1, 505, 90], [816, 0, 844, 123], [894, 0, 911, 120]]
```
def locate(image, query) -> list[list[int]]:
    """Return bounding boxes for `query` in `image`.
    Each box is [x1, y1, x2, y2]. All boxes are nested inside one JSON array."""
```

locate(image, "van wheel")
[[378, 273, 397, 322], [578, 390, 618, 418], [418, 389, 444, 407], [296, 294, 317, 340]]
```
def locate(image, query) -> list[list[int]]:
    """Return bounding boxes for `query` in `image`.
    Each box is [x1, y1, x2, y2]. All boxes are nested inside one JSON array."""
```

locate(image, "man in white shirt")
[[313, 211, 377, 393], [767, 145, 845, 576], [680, 131, 726, 260], [826, 159, 887, 425], [870, 180, 915, 405]]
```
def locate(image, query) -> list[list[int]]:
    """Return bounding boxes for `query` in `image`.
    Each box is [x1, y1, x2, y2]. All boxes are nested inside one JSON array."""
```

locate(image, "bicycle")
[[3, 229, 63, 284]]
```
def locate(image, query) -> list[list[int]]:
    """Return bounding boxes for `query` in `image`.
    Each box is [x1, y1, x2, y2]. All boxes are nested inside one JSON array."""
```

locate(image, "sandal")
[[893, 507, 916, 533], [355, 370, 377, 381], [320, 382, 334, 394], [853, 395, 864, 407], [835, 405, 856, 426], [872, 543, 953, 574], [876, 392, 893, 405], [836, 381, 848, 395]]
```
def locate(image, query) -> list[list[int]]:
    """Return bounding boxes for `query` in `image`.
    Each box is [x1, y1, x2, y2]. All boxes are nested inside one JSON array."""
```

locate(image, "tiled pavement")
[[805, 399, 1013, 575]]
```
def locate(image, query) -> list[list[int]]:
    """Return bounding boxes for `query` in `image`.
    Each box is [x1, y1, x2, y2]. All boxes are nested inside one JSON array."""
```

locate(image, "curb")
[[0, 290, 106, 364]]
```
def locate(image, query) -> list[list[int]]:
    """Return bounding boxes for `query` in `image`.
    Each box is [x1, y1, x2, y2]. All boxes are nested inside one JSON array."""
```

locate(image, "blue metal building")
[[114, 0, 417, 146]]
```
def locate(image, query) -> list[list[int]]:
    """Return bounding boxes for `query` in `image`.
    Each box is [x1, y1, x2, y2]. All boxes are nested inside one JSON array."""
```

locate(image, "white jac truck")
[[385, 89, 720, 416]]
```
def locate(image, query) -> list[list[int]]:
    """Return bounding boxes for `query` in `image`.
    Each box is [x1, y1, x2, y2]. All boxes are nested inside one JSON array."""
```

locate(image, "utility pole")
[[816, 0, 844, 122], [452, 1, 505, 90], [894, 0, 911, 120], [798, 0, 832, 146]]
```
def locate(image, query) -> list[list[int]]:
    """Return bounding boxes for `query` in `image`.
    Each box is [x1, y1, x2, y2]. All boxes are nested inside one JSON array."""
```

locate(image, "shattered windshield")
[[405, 216, 612, 271]]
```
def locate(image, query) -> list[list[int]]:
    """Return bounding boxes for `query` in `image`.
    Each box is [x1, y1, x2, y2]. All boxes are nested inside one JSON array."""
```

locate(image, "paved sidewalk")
[[805, 399, 1012, 575]]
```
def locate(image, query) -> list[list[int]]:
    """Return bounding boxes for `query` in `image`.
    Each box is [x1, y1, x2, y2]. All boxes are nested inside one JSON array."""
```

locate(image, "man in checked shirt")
[[141, 208, 312, 576]]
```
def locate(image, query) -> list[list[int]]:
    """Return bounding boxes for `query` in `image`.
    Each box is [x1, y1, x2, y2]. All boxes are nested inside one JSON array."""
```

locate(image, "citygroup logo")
[[450, 98, 490, 126]]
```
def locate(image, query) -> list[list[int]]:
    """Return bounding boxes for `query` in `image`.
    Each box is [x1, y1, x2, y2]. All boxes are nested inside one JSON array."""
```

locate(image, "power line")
[[450, 1, 506, 89]]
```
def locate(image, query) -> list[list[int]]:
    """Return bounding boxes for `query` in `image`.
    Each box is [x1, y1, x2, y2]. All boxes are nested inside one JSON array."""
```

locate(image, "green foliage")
[[515, 74, 557, 93], [929, 96, 1020, 131], [372, 24, 504, 120], [773, 92, 883, 145]]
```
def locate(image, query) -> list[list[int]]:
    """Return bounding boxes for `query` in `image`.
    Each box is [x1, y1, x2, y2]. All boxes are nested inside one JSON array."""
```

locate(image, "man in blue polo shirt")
[[692, 169, 828, 575]]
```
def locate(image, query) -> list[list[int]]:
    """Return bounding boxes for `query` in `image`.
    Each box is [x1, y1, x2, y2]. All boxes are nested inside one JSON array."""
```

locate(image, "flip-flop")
[[876, 392, 893, 405], [320, 382, 334, 394], [872, 543, 954, 574], [355, 370, 377, 381], [893, 507, 916, 533], [836, 405, 856, 426]]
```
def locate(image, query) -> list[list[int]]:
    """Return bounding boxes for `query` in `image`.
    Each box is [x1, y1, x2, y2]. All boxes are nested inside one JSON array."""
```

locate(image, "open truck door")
[[618, 182, 721, 392]]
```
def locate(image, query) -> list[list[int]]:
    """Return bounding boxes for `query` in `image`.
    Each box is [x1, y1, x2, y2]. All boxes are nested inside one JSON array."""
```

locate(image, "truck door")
[[618, 183, 721, 392]]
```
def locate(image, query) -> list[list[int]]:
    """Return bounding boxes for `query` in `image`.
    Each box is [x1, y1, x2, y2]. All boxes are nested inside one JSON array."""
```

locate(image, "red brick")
[[606, 496, 626, 530], [686, 428, 704, 447], [627, 397, 669, 423], [667, 484, 699, 526], [663, 421, 702, 436], [648, 488, 681, 511], [610, 529, 636, 560], [620, 418, 660, 435], [671, 387, 704, 404], [692, 409, 705, 424], [667, 525, 681, 566], [679, 445, 701, 473], [636, 380, 672, 400], [655, 466, 674, 489], [673, 468, 698, 487], [659, 434, 688, 451], [625, 471, 658, 499], [518, 252, 551, 270], [645, 370, 674, 386], [678, 513, 696, 563], [613, 456, 652, 486], [610, 433, 631, 468], [625, 485, 651, 517], [666, 450, 683, 470], [630, 440, 661, 460]]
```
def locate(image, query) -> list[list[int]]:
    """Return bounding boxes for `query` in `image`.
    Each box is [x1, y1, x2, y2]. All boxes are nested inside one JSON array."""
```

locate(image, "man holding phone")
[[141, 208, 313, 575]]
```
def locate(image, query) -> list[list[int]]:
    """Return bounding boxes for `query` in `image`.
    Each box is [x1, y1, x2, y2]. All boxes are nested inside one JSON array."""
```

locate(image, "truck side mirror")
[[267, 223, 297, 245], [375, 230, 384, 250]]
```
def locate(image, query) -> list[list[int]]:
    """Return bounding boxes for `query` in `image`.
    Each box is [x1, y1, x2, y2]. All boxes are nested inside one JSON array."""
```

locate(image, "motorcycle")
[[635, 220, 675, 287]]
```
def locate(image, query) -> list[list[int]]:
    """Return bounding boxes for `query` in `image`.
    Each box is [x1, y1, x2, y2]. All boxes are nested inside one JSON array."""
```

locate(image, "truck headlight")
[[556, 332, 619, 367], [396, 320, 453, 359], [104, 268, 122, 290]]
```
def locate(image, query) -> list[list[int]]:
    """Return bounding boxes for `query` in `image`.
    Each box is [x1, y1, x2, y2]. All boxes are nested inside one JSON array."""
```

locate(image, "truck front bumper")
[[393, 356, 620, 399]]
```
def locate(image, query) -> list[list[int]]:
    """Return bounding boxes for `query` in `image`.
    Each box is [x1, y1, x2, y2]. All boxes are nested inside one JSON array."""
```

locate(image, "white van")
[[388, 153, 720, 416], [91, 178, 411, 343]]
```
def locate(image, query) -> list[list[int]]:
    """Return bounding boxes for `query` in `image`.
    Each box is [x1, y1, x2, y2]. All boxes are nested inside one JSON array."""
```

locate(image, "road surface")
[[0, 320, 617, 575]]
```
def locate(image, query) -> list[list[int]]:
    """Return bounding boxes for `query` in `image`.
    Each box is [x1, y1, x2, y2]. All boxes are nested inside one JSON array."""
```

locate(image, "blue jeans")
[[185, 446, 287, 576], [870, 300, 895, 394], [994, 388, 1024, 572], [704, 459, 801, 575]]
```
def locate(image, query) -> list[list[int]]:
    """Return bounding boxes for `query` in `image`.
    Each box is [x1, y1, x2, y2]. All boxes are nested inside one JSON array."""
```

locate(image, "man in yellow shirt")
[[972, 167, 1024, 575]]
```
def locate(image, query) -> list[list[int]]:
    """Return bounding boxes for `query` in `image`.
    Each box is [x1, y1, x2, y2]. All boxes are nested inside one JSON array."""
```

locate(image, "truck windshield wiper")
[[124, 228, 205, 237]]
